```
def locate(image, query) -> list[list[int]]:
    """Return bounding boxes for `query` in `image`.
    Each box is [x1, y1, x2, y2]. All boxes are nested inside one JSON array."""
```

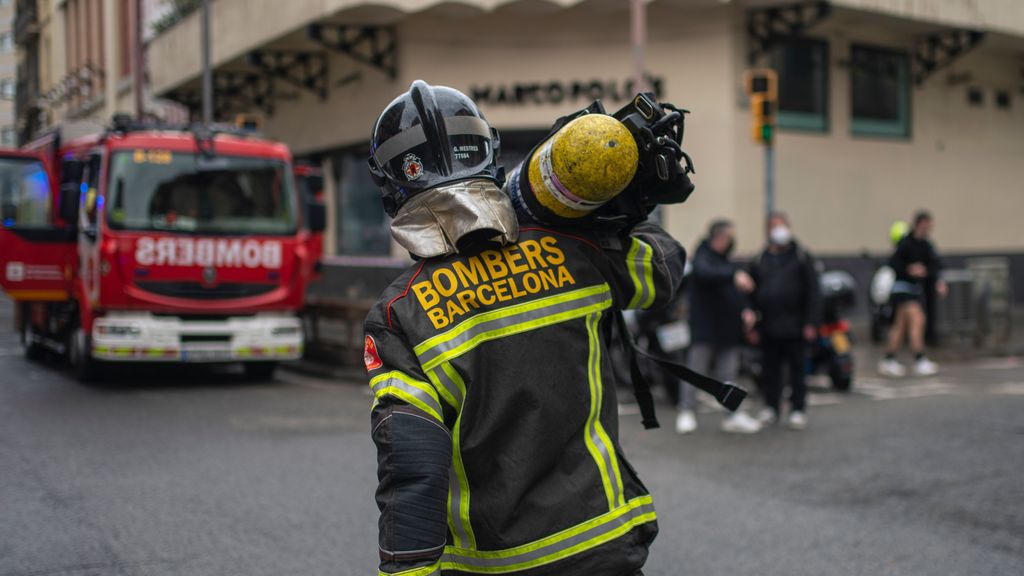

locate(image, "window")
[[850, 45, 911, 138], [967, 87, 984, 107], [1, 127, 15, 146], [771, 37, 829, 132], [0, 33, 12, 53], [0, 80, 14, 100], [106, 152, 297, 235], [996, 90, 1011, 110], [333, 151, 390, 256], [0, 156, 51, 228]]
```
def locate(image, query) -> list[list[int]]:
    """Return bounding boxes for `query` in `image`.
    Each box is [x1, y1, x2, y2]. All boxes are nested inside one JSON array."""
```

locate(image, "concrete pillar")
[[321, 156, 338, 257], [103, 0, 118, 120]]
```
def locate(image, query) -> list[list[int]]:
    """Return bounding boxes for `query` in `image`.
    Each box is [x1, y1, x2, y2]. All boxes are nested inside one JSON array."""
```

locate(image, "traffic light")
[[744, 69, 777, 145], [751, 94, 774, 144]]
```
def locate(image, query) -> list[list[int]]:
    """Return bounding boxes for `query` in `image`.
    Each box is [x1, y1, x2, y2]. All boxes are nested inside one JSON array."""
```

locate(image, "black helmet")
[[368, 80, 501, 216]]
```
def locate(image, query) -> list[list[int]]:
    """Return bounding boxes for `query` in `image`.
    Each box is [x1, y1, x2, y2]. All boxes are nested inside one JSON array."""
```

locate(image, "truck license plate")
[[181, 349, 233, 362]]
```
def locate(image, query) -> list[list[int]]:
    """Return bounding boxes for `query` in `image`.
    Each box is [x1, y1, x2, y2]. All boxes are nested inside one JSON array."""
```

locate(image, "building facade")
[[14, 0, 169, 144], [143, 0, 1024, 267], [0, 0, 15, 146]]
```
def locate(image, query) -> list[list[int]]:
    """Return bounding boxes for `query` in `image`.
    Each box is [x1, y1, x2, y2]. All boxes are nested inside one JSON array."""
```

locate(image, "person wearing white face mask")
[[748, 213, 821, 430]]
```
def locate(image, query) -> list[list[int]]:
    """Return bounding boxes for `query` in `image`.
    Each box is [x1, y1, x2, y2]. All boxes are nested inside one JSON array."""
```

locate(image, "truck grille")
[[136, 281, 277, 300]]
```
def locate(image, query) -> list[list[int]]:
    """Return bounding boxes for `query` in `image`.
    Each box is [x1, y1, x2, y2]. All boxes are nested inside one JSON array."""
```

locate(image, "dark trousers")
[[760, 336, 807, 412]]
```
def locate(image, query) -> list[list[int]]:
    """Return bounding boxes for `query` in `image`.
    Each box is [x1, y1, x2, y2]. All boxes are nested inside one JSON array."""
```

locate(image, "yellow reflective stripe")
[[626, 238, 656, 309], [449, 405, 476, 549], [641, 242, 656, 309], [416, 287, 612, 371], [441, 495, 656, 573], [583, 313, 615, 510], [440, 363, 473, 548], [427, 368, 460, 411], [588, 312, 625, 508], [370, 371, 444, 423], [441, 362, 467, 402], [414, 284, 611, 361], [378, 559, 441, 576]]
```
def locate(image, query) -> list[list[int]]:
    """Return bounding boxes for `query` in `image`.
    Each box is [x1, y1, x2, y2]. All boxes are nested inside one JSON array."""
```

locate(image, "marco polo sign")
[[470, 76, 665, 107]]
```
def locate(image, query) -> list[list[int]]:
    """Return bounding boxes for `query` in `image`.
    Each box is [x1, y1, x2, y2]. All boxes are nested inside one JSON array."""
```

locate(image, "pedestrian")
[[675, 220, 761, 434], [878, 210, 946, 377], [364, 81, 686, 576], [749, 213, 820, 430]]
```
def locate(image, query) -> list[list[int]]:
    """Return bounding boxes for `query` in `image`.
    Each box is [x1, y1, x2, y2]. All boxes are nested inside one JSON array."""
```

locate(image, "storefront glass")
[[333, 149, 390, 256]]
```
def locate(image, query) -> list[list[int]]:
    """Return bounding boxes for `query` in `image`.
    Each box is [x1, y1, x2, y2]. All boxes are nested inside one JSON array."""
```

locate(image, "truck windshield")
[[106, 151, 297, 235]]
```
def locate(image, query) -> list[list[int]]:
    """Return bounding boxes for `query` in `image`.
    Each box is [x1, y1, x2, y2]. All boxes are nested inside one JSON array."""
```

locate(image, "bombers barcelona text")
[[413, 236, 576, 329]]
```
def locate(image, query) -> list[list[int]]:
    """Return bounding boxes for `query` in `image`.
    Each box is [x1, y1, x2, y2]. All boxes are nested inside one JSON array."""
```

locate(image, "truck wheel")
[[244, 362, 278, 381], [69, 325, 102, 382], [21, 311, 44, 362]]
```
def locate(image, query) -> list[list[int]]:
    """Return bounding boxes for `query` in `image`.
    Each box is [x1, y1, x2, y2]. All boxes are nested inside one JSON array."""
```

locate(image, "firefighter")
[[364, 81, 687, 576]]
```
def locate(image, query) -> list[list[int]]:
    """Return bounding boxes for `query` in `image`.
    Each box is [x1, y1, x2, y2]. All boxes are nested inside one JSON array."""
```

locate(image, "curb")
[[281, 359, 366, 383]]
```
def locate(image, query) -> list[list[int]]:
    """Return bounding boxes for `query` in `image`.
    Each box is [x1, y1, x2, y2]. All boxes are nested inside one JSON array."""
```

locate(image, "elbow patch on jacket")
[[373, 404, 452, 559]]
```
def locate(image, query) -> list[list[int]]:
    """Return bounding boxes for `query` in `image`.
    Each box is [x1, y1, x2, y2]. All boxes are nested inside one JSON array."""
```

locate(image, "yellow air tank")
[[523, 114, 639, 221]]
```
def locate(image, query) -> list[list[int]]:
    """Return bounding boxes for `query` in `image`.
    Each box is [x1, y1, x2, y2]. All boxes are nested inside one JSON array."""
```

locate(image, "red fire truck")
[[0, 117, 326, 381]]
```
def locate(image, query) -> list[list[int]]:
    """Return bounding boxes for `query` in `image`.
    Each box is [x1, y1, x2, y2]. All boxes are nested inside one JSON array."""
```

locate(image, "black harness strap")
[[615, 312, 748, 430]]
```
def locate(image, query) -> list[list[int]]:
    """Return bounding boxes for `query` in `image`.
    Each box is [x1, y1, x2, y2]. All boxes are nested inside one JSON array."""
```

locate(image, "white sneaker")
[[675, 410, 697, 434], [878, 358, 907, 377], [914, 357, 939, 376], [787, 411, 808, 431], [721, 411, 762, 434], [756, 407, 778, 425]]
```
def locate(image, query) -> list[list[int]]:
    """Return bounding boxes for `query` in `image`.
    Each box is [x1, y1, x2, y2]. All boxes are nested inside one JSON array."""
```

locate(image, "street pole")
[[133, 0, 144, 121], [201, 0, 213, 126], [765, 141, 774, 220], [630, 0, 649, 94]]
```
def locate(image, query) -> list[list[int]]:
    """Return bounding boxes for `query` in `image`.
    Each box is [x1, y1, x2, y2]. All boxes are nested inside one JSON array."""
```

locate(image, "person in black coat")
[[675, 220, 762, 434], [879, 210, 946, 377], [749, 213, 820, 430]]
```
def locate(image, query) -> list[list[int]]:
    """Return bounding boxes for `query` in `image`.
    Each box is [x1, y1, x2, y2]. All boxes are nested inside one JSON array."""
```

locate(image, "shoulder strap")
[[614, 312, 747, 430]]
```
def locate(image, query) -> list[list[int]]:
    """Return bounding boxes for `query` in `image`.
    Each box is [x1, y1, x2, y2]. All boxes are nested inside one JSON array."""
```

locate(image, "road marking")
[[855, 378, 963, 400], [988, 382, 1024, 396]]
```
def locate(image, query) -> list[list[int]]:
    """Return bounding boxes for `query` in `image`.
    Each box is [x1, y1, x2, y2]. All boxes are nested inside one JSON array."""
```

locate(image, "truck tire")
[[68, 324, 102, 382], [244, 361, 278, 381], [21, 309, 45, 362]]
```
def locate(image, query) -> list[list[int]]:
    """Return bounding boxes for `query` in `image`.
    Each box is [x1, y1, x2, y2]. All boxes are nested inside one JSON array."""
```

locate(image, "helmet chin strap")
[[389, 179, 520, 259]]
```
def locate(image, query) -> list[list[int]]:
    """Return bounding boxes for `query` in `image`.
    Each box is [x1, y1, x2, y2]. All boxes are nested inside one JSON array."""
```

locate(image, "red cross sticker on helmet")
[[364, 335, 383, 371], [402, 153, 424, 181]]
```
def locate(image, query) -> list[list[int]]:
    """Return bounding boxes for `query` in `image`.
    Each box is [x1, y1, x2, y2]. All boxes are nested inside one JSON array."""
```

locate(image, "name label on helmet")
[[453, 145, 479, 160], [411, 236, 576, 330]]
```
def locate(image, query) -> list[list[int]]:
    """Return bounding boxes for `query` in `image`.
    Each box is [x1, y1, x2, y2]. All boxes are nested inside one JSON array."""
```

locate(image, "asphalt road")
[[1, 301, 1022, 575]]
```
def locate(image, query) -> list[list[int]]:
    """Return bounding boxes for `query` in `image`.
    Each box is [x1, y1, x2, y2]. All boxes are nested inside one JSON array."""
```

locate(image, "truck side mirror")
[[59, 183, 80, 228], [307, 202, 327, 233], [61, 159, 85, 185]]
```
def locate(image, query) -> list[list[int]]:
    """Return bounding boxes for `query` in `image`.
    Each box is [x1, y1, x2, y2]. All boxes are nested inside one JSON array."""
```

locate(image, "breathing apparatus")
[[506, 92, 696, 231]]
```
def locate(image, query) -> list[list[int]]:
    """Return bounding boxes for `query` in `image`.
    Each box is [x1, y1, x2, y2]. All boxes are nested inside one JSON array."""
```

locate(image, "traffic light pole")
[[764, 140, 774, 220]]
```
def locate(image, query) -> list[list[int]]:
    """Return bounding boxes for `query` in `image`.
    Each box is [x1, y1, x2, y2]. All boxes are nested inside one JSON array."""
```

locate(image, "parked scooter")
[[737, 269, 857, 393], [808, 270, 858, 391]]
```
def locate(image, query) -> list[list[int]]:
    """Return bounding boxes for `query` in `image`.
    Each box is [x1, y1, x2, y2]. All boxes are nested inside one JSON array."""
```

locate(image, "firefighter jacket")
[[365, 222, 686, 576]]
